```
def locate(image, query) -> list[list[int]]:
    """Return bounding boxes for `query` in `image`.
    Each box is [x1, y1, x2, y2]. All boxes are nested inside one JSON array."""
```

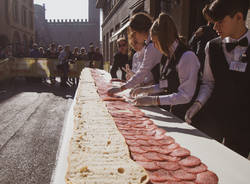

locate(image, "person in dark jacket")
[[189, 4, 218, 71], [110, 37, 131, 80]]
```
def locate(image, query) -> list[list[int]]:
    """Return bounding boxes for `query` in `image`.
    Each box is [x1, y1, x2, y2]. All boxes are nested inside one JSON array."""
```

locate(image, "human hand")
[[134, 96, 158, 106], [107, 87, 121, 96], [185, 101, 202, 124]]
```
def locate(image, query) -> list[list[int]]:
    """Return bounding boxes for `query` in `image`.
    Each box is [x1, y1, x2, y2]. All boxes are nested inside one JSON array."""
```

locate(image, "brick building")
[[34, 0, 100, 50], [96, 0, 250, 64], [0, 0, 35, 56]]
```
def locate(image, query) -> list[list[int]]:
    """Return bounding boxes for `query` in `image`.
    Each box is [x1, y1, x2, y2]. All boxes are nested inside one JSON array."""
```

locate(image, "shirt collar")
[[169, 40, 179, 58], [222, 29, 250, 44], [145, 35, 151, 46]]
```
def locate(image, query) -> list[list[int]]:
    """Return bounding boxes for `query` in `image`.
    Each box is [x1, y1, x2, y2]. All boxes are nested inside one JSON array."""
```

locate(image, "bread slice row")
[[65, 68, 149, 184]]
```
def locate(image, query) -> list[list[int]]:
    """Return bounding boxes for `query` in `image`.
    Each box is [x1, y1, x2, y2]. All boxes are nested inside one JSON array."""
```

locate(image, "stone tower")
[[88, 0, 100, 24]]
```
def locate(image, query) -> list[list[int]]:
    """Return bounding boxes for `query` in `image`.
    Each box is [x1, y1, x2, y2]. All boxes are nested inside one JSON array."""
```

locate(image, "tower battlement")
[[46, 19, 88, 24]]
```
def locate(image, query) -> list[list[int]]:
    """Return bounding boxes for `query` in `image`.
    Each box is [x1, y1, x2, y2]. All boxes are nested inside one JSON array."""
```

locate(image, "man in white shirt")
[[185, 0, 250, 158]]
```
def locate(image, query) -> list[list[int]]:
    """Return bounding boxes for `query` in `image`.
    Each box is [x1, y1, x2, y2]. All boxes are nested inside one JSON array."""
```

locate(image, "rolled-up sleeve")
[[159, 51, 200, 105], [196, 42, 215, 105], [124, 44, 162, 89]]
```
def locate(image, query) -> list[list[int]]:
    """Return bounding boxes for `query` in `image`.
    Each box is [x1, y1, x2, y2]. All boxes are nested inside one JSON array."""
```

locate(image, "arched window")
[[13, 31, 21, 56], [12, 0, 19, 22]]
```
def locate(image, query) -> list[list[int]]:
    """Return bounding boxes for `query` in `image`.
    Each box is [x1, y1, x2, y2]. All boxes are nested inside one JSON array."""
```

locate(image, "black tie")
[[226, 37, 248, 52]]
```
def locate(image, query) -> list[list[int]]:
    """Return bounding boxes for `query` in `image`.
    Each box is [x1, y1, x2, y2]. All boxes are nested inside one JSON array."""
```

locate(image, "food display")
[[65, 68, 218, 184], [65, 68, 149, 184]]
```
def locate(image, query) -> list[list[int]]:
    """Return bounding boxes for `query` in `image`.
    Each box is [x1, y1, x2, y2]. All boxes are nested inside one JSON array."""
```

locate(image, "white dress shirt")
[[197, 29, 250, 105], [150, 41, 200, 105], [124, 36, 162, 89], [132, 46, 154, 85]]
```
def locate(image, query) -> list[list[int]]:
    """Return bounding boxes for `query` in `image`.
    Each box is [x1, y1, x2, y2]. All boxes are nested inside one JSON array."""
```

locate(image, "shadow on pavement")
[[0, 77, 77, 103]]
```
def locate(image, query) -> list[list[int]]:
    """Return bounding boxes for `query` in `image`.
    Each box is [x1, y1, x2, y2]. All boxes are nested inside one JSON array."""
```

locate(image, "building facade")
[[34, 0, 100, 50], [0, 0, 35, 56], [97, 0, 250, 64]]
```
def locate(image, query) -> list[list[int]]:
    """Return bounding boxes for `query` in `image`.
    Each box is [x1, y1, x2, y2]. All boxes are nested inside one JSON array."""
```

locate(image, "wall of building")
[[0, 0, 35, 56], [34, 0, 100, 51]]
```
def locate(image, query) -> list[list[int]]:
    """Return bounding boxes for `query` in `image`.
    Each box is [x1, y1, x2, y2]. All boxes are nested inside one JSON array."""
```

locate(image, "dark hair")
[[129, 12, 153, 33], [150, 13, 179, 56], [207, 0, 249, 21]]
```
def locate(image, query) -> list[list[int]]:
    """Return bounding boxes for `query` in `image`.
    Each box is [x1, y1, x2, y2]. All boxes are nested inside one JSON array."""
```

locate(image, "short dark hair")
[[207, 0, 249, 21], [129, 12, 153, 33]]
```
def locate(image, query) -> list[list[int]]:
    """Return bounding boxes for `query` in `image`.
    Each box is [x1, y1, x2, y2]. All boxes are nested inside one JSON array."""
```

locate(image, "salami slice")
[[195, 171, 219, 184], [160, 143, 180, 154], [149, 169, 181, 182], [158, 154, 181, 162], [170, 147, 191, 157], [130, 152, 151, 162], [137, 139, 151, 146], [148, 139, 162, 146], [181, 163, 208, 174], [126, 139, 140, 146], [136, 161, 160, 170], [141, 146, 163, 153], [170, 169, 197, 181], [129, 146, 147, 153], [157, 161, 180, 171], [179, 156, 201, 167], [103, 96, 126, 102], [142, 152, 165, 161], [157, 136, 175, 145]]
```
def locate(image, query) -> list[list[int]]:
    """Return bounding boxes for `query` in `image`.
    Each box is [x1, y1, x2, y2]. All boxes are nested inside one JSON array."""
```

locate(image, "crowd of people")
[[108, 0, 250, 158], [0, 42, 104, 87]]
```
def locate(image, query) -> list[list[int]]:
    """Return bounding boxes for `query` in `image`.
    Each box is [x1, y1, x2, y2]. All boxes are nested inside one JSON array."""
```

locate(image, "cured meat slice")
[[142, 130, 156, 136], [160, 143, 180, 154], [158, 154, 181, 162], [125, 139, 140, 146], [157, 136, 175, 145], [129, 146, 147, 153], [148, 139, 162, 146], [148, 169, 181, 182], [123, 135, 137, 140], [170, 169, 197, 181], [170, 147, 191, 157], [103, 96, 126, 102], [136, 161, 160, 170], [141, 146, 163, 153], [137, 139, 151, 146], [130, 152, 151, 162], [195, 171, 219, 184], [152, 181, 195, 184], [178, 156, 201, 167], [110, 78, 125, 82], [156, 161, 180, 171], [142, 152, 165, 161], [181, 163, 208, 174]]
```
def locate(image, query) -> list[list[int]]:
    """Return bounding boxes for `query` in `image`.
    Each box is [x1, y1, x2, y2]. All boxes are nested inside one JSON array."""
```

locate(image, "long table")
[[51, 69, 250, 184]]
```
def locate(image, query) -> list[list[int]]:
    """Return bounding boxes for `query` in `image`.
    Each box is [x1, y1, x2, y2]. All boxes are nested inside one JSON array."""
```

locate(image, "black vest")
[[160, 42, 199, 120], [207, 37, 250, 122]]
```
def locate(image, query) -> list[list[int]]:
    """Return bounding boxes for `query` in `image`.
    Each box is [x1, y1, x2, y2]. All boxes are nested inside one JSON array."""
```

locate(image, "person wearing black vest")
[[107, 12, 162, 96], [131, 13, 200, 121], [185, 0, 250, 158]]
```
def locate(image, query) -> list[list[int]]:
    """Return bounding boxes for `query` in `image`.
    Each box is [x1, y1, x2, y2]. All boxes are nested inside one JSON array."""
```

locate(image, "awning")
[[109, 21, 130, 42]]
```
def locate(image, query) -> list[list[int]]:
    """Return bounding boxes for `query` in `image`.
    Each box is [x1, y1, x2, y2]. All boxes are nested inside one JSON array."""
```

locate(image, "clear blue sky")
[[34, 0, 89, 20]]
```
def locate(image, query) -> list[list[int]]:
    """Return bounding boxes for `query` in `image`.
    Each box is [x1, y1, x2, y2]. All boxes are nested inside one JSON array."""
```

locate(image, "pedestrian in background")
[[110, 37, 131, 80]]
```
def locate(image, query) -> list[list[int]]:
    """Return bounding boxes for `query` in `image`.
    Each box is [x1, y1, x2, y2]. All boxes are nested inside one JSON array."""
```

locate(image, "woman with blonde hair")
[[132, 13, 200, 120]]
